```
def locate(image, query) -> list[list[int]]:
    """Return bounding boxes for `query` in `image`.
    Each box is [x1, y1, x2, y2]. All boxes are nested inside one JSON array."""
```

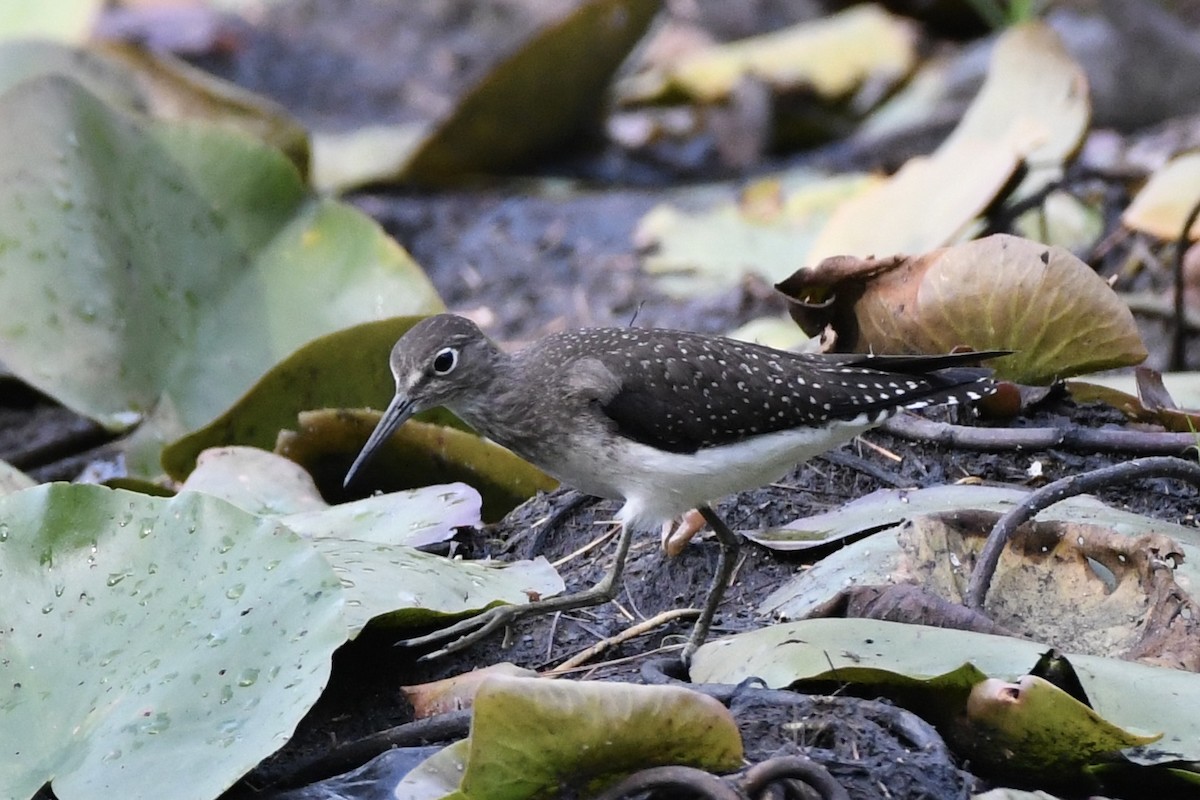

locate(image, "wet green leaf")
[[0, 76, 440, 478], [0, 484, 347, 800], [0, 40, 308, 171], [161, 317, 444, 481], [397, 676, 743, 799], [178, 446, 563, 636], [695, 619, 1196, 770]]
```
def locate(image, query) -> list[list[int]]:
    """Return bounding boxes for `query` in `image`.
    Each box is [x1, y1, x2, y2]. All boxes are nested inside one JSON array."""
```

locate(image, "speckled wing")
[[594, 331, 997, 454]]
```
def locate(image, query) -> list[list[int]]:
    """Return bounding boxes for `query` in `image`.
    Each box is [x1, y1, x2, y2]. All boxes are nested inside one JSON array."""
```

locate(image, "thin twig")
[[818, 449, 909, 488], [550, 523, 619, 568], [855, 435, 903, 462], [965, 456, 1200, 609], [882, 414, 1199, 456], [545, 608, 700, 673]]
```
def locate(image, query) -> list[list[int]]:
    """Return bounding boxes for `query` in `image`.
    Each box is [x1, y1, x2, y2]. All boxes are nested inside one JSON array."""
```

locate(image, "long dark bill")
[[343, 393, 417, 488]]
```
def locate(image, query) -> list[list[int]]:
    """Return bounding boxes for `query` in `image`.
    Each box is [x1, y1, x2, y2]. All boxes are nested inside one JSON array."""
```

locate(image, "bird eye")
[[432, 347, 458, 375]]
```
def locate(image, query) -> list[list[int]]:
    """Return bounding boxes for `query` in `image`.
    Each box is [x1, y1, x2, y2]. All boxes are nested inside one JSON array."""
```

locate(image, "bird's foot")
[[661, 508, 707, 557], [398, 603, 528, 661]]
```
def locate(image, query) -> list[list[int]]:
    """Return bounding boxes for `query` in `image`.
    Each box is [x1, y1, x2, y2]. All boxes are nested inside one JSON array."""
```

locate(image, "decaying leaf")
[[457, 676, 743, 797], [895, 511, 1199, 670], [964, 676, 1159, 779], [399, 0, 659, 186], [403, 663, 538, 720], [776, 234, 1147, 384], [635, 172, 878, 296], [617, 4, 917, 105], [1068, 368, 1200, 432], [693, 618, 1194, 774], [804, 583, 1014, 636], [804, 22, 1089, 264], [634, 22, 1091, 301], [1123, 150, 1200, 240], [758, 486, 1200, 671]]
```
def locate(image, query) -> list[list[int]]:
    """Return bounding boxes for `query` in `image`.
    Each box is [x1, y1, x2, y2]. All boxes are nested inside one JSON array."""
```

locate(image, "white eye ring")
[[432, 347, 458, 375]]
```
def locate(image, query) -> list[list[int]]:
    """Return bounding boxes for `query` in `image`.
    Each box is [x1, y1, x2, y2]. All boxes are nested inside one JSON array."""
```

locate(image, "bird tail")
[[836, 350, 1009, 372]]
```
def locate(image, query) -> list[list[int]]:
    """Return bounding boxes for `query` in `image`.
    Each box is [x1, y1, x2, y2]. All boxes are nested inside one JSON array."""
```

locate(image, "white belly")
[[543, 416, 879, 530]]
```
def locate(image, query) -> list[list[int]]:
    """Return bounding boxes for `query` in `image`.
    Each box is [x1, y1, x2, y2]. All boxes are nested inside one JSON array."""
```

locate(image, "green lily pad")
[[161, 317, 445, 481], [316, 0, 659, 190], [397, 675, 744, 799], [177, 445, 563, 636], [0, 75, 441, 477], [276, 411, 557, 525], [0, 483, 347, 800], [0, 40, 308, 172], [313, 538, 564, 635], [693, 619, 1198, 765]]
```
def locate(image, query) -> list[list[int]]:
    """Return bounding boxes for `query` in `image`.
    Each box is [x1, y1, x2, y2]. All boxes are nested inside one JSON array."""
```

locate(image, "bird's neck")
[[446, 350, 544, 451]]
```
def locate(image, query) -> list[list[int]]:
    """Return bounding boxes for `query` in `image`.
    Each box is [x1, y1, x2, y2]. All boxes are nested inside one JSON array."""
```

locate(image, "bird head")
[[343, 314, 499, 487]]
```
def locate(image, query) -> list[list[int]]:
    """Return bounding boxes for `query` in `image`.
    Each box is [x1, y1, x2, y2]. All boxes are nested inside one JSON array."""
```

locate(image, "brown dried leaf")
[[805, 583, 1014, 636], [806, 22, 1089, 264], [1123, 150, 1200, 240], [778, 234, 1147, 384]]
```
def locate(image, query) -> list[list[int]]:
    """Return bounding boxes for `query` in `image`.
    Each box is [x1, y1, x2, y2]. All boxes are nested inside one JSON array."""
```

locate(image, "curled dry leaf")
[[804, 583, 1015, 636], [776, 234, 1147, 384], [403, 663, 538, 720], [964, 675, 1159, 779]]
